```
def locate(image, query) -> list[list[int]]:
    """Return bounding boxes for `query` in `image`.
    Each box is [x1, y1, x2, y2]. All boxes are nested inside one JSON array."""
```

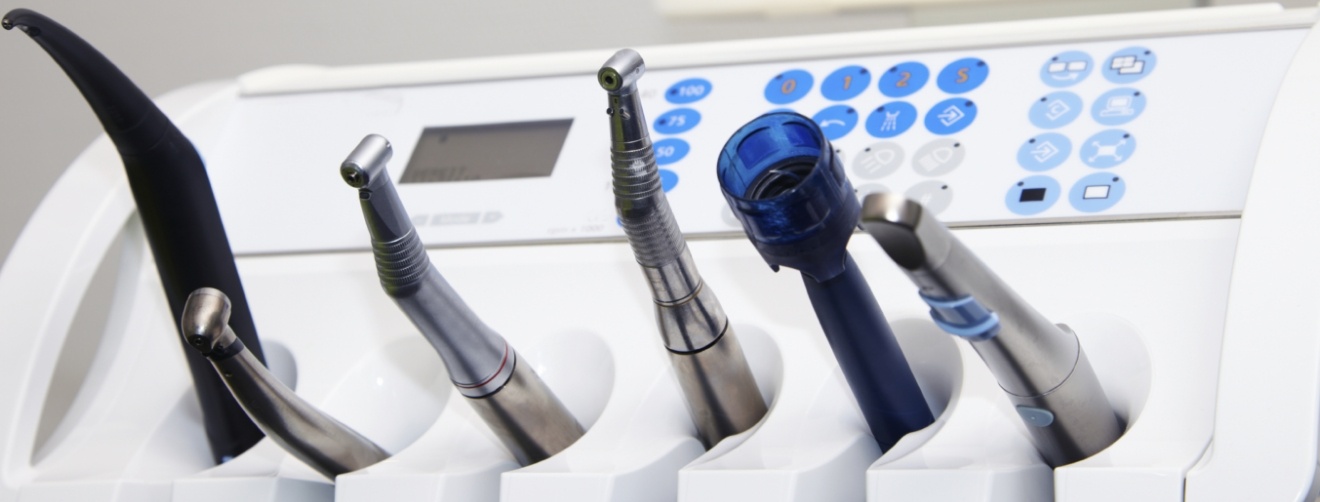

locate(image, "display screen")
[[401, 119, 572, 183]]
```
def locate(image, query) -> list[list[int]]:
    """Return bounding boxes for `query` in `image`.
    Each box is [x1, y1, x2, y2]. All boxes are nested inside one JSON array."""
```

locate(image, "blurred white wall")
[[0, 0, 1309, 266]]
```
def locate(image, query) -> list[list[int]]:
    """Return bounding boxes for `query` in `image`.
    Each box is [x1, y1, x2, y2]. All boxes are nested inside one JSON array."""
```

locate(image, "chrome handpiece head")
[[860, 192, 1123, 466], [342, 135, 583, 464], [597, 48, 767, 448], [180, 288, 390, 478]]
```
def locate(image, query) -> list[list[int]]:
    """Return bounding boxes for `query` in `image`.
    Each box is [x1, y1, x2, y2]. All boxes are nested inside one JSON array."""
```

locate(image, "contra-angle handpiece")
[[180, 288, 389, 478], [598, 49, 767, 448], [717, 112, 933, 451], [859, 193, 1122, 466], [4, 8, 266, 464], [341, 134, 584, 465]]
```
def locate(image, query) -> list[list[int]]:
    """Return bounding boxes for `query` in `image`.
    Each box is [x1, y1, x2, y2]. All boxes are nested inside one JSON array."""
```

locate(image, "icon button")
[[937, 58, 989, 94], [865, 102, 918, 138], [1091, 88, 1146, 126], [1029, 91, 1084, 129], [852, 142, 904, 180], [879, 62, 930, 98], [1040, 50, 1093, 88], [821, 65, 871, 101], [665, 78, 712, 104], [764, 70, 814, 105], [1103, 46, 1156, 84], [1017, 133, 1071, 172], [1080, 129, 1136, 168], [925, 98, 978, 135], [653, 138, 690, 166], [812, 105, 860, 140], [912, 139, 964, 177], [653, 108, 701, 135], [1069, 172, 1126, 212], [1006, 175, 1062, 216], [906, 181, 953, 215]]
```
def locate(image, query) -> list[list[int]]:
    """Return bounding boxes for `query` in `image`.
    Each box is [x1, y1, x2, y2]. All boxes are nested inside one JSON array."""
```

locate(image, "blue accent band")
[[921, 293, 1000, 341]]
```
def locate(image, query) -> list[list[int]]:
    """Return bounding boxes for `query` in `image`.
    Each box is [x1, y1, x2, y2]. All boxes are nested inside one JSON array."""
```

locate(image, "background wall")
[[0, 0, 1307, 266]]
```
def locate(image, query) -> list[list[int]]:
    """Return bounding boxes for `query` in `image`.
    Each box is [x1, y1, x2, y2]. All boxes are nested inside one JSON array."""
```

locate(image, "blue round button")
[[1029, 91, 1084, 129], [812, 105, 860, 140], [764, 70, 814, 105], [1102, 46, 1156, 84], [865, 102, 918, 138], [1017, 133, 1071, 172], [1006, 175, 1062, 216], [1069, 172, 1126, 212], [665, 78, 712, 104], [653, 138, 690, 166], [653, 108, 701, 135], [1080, 129, 1136, 168], [1091, 88, 1146, 126], [1040, 50, 1093, 88], [937, 58, 989, 94], [879, 62, 929, 98], [659, 168, 679, 193], [821, 65, 871, 101], [925, 98, 978, 135]]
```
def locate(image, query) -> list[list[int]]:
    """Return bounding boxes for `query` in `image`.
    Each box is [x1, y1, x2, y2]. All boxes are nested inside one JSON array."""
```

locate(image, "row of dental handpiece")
[[6, 6, 1121, 483]]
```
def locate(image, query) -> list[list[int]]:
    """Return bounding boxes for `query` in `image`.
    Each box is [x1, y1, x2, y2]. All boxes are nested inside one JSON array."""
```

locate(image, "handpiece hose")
[[860, 192, 1122, 466], [4, 8, 266, 463], [180, 288, 389, 478], [342, 135, 583, 465], [599, 49, 766, 448], [717, 112, 933, 450]]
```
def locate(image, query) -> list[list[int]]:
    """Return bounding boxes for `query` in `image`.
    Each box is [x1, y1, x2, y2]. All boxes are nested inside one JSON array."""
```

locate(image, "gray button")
[[1016, 405, 1056, 427], [904, 181, 952, 215], [855, 183, 890, 205], [852, 142, 904, 180], [912, 139, 965, 177]]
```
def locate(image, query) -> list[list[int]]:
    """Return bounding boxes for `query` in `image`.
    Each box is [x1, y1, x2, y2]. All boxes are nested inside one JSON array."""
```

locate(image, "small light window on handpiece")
[[745, 159, 816, 200]]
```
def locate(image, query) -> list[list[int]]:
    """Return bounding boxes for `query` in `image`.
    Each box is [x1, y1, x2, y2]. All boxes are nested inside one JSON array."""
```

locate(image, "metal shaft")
[[180, 288, 389, 479], [860, 192, 1122, 466], [600, 49, 767, 448], [342, 134, 583, 465]]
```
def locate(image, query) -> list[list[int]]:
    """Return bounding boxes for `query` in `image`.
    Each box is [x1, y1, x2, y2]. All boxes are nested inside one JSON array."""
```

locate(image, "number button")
[[764, 70, 814, 105], [653, 138, 690, 165], [821, 65, 870, 101], [653, 108, 701, 135], [937, 58, 989, 94], [665, 78, 713, 104], [878, 62, 929, 98]]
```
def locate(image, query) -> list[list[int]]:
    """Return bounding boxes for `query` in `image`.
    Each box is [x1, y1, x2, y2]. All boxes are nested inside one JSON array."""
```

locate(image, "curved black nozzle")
[[7, 8, 267, 464]]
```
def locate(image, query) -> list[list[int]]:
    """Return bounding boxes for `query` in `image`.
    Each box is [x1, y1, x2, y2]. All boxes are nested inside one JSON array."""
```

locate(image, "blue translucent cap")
[[717, 112, 859, 281]]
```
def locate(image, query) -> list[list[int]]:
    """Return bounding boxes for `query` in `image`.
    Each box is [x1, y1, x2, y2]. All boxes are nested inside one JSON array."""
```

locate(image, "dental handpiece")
[[180, 288, 389, 478], [4, 9, 266, 463], [341, 134, 584, 465], [859, 192, 1122, 466], [598, 49, 768, 448], [717, 112, 934, 451]]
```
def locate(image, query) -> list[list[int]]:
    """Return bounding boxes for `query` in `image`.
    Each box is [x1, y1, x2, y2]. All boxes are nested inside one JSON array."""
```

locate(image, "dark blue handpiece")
[[717, 112, 934, 450]]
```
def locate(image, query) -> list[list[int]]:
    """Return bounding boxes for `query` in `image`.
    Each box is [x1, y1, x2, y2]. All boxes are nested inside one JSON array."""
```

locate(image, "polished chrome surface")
[[860, 192, 1122, 466], [181, 288, 390, 478], [343, 135, 583, 463], [342, 134, 510, 396], [667, 325, 767, 449], [466, 352, 585, 466], [600, 49, 767, 447]]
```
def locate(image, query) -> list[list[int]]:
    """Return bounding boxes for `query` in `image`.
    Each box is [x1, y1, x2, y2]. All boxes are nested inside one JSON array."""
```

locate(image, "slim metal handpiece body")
[[180, 288, 390, 479], [717, 112, 934, 451], [3, 8, 266, 464], [341, 134, 583, 465], [860, 192, 1122, 466], [598, 49, 768, 448]]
